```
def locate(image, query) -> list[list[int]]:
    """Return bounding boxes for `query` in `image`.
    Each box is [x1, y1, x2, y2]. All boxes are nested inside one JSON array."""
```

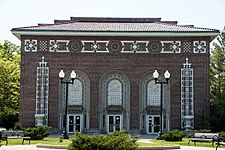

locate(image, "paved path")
[[0, 145, 62, 150], [180, 146, 225, 150]]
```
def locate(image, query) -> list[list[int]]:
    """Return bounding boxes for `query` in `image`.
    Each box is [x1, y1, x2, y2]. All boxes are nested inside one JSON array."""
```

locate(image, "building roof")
[[11, 17, 219, 40]]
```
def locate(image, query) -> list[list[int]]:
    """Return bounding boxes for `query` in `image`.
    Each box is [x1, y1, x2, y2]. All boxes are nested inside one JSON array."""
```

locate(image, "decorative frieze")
[[193, 41, 206, 53], [49, 40, 69, 52], [161, 41, 181, 53], [23, 39, 207, 54], [108, 40, 122, 53], [82, 41, 109, 53], [122, 41, 148, 53], [147, 41, 162, 53], [68, 40, 83, 52], [24, 40, 37, 52], [182, 41, 192, 53], [39, 41, 48, 52]]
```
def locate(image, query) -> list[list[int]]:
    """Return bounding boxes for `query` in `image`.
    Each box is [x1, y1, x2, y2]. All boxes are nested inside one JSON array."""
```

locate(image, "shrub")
[[24, 126, 50, 140], [219, 132, 225, 139], [0, 111, 19, 130], [162, 130, 187, 141], [68, 131, 138, 150], [13, 122, 22, 131]]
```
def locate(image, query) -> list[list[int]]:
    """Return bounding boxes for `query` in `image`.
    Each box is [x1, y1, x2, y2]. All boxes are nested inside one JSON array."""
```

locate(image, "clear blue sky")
[[1, 0, 225, 45]]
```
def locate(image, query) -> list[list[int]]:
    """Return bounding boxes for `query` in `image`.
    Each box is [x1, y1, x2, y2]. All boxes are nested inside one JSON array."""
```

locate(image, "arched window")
[[107, 79, 122, 105], [68, 79, 83, 105], [147, 80, 160, 106]]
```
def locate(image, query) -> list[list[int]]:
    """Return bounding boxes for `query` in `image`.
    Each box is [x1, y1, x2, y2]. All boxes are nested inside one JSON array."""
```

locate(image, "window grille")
[[108, 79, 122, 105], [35, 57, 49, 126], [181, 58, 194, 129], [147, 80, 160, 106], [68, 79, 83, 105]]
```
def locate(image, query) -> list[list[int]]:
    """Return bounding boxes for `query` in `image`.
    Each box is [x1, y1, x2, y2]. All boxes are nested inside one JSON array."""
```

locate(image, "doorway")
[[146, 115, 160, 134], [68, 114, 82, 133], [107, 115, 122, 133]]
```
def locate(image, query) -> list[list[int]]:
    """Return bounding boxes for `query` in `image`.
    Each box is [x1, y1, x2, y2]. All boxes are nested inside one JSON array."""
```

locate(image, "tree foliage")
[[0, 40, 20, 60], [0, 40, 20, 129], [210, 30, 225, 131]]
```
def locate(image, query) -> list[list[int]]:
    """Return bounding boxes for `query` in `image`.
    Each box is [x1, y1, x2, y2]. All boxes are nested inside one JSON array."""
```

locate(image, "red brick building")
[[11, 17, 219, 134]]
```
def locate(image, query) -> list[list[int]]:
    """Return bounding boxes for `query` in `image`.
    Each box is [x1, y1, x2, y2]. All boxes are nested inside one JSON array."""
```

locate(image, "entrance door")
[[68, 114, 82, 133], [146, 115, 160, 134], [107, 115, 122, 133]]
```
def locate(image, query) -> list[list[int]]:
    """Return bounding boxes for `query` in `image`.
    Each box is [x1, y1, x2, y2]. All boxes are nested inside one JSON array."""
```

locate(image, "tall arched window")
[[147, 80, 160, 106], [68, 79, 83, 105], [108, 79, 122, 105]]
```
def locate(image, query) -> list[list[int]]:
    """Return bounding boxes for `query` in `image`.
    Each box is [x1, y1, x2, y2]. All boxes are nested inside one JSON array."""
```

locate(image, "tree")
[[0, 40, 20, 60], [210, 29, 225, 131], [0, 40, 20, 129]]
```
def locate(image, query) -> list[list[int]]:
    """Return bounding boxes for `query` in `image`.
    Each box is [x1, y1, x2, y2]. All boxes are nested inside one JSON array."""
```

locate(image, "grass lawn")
[[1, 137, 225, 149], [0, 138, 71, 146]]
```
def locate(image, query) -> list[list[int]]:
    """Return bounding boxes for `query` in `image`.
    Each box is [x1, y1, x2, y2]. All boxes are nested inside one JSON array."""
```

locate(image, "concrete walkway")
[[0, 145, 62, 150], [180, 146, 225, 150]]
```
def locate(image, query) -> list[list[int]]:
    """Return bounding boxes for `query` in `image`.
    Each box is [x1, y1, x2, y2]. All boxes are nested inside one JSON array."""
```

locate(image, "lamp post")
[[59, 70, 76, 139], [153, 70, 170, 140]]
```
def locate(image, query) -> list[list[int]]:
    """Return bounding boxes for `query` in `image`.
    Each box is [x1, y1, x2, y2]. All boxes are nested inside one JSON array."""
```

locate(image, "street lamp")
[[153, 70, 170, 140], [59, 70, 76, 139]]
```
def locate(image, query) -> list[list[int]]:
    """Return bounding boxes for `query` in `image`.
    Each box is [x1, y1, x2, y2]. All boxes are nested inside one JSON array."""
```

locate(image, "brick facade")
[[19, 35, 211, 132], [12, 17, 218, 134]]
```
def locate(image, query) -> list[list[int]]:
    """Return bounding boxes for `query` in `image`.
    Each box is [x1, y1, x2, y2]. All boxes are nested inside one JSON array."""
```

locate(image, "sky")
[[1, 0, 225, 45]]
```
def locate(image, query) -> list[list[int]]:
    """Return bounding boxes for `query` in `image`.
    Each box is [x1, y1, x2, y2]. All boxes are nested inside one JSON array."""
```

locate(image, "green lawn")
[[1, 137, 225, 149], [0, 138, 71, 146]]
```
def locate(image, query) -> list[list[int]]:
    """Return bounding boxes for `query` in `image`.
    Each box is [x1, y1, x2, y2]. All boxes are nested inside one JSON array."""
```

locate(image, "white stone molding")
[[193, 41, 206, 53], [24, 39, 207, 54], [181, 58, 194, 130], [161, 41, 181, 53], [24, 39, 37, 52], [35, 56, 49, 126], [49, 40, 69, 52]]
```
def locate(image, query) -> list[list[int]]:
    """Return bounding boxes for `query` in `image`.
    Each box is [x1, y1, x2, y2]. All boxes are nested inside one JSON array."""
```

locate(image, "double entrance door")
[[107, 115, 122, 133], [68, 114, 82, 133], [146, 115, 160, 134]]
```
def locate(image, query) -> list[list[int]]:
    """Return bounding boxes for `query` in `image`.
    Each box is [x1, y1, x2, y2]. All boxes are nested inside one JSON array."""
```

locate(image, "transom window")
[[147, 80, 160, 106], [107, 79, 122, 105], [68, 79, 83, 105]]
